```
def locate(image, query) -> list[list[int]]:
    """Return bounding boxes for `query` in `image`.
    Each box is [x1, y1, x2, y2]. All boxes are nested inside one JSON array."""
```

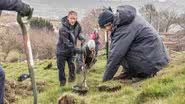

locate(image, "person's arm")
[[103, 31, 135, 82], [0, 0, 23, 11], [77, 25, 86, 41], [0, 0, 31, 17]]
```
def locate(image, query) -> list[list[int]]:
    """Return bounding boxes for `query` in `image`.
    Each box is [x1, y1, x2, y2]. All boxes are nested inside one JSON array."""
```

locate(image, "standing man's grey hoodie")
[[98, 5, 169, 82], [0, 0, 32, 103]]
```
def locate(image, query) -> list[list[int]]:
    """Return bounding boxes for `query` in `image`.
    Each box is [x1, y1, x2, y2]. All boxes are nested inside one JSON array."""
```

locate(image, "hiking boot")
[[134, 72, 157, 79], [68, 77, 75, 83], [113, 72, 132, 80], [60, 80, 66, 86]]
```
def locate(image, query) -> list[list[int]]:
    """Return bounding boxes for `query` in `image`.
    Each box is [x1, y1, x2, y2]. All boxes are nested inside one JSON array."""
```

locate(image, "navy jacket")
[[103, 5, 169, 81]]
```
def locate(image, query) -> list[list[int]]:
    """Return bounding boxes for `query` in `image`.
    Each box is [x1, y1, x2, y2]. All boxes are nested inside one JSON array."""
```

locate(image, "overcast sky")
[[23, 0, 185, 19]]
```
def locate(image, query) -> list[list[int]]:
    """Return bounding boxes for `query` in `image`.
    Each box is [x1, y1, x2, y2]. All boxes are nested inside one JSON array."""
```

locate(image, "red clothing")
[[89, 32, 101, 45]]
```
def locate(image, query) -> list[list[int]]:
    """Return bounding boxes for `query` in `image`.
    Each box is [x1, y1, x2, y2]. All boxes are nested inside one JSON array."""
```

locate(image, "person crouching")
[[76, 40, 96, 73]]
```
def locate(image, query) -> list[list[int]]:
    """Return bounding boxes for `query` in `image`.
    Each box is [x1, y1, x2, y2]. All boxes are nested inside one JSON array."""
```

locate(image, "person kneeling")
[[73, 40, 96, 91], [76, 40, 96, 73]]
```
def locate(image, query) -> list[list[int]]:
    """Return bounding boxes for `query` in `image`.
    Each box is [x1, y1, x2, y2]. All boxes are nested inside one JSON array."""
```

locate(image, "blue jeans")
[[0, 65, 5, 104]]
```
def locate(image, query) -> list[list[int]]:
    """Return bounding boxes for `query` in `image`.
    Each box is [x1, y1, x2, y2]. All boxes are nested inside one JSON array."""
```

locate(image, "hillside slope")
[[2, 51, 185, 104]]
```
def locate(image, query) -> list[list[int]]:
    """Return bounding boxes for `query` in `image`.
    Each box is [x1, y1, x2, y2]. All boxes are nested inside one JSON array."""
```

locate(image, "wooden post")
[[105, 31, 109, 59]]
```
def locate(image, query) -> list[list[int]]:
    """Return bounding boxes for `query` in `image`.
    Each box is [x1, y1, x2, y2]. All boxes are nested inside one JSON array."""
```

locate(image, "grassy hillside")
[[2, 51, 185, 104]]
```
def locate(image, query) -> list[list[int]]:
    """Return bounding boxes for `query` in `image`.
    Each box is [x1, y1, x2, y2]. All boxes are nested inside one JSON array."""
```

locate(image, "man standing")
[[98, 5, 169, 82], [0, 0, 32, 103], [56, 11, 85, 86]]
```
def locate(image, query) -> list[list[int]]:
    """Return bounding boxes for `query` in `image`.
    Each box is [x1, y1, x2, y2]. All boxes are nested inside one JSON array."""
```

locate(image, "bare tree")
[[80, 8, 105, 48], [159, 10, 178, 32], [140, 4, 178, 32], [177, 13, 185, 30], [80, 8, 102, 34], [139, 4, 158, 24], [165, 11, 185, 52]]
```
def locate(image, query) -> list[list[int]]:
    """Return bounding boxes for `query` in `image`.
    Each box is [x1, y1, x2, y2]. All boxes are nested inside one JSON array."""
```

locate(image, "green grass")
[[2, 51, 185, 104]]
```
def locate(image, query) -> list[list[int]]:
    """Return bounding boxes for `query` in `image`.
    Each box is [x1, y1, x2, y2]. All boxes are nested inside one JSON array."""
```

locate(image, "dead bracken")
[[4, 80, 46, 104], [97, 84, 121, 92], [58, 94, 77, 104]]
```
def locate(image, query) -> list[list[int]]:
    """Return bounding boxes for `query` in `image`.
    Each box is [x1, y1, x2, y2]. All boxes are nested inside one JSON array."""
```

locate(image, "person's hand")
[[18, 3, 32, 17], [73, 47, 85, 54]]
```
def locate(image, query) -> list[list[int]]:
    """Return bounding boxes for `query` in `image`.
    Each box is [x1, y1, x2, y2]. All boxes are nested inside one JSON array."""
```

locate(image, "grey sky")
[[23, 0, 185, 20]]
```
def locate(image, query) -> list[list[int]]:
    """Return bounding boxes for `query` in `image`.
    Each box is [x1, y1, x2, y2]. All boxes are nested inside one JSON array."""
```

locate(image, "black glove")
[[18, 3, 32, 17], [73, 48, 84, 54], [64, 42, 74, 49]]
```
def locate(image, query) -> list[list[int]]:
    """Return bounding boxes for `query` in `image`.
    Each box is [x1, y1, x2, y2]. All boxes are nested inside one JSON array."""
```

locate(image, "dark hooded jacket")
[[56, 16, 85, 55], [103, 5, 169, 81]]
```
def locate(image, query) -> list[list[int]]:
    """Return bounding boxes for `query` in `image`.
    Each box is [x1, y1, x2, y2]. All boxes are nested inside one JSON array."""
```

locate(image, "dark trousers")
[[121, 60, 158, 78], [95, 43, 99, 56], [0, 65, 5, 104], [57, 54, 75, 82]]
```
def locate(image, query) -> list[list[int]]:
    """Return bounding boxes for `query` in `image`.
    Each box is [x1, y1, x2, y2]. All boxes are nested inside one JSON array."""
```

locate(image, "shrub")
[[30, 17, 54, 31]]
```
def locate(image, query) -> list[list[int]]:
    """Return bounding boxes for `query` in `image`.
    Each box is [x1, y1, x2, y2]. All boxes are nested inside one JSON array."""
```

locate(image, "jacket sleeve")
[[0, 0, 24, 12], [103, 31, 135, 81], [59, 26, 74, 49]]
